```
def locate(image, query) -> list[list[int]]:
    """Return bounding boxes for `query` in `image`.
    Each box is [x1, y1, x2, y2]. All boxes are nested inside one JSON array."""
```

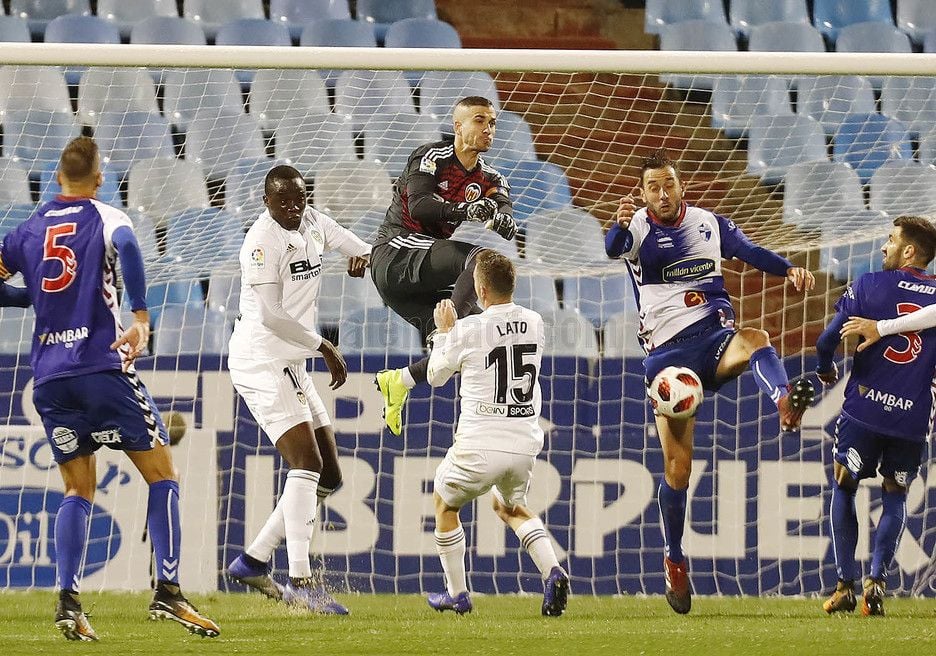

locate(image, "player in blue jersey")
[[605, 150, 816, 614], [815, 215, 936, 617], [0, 137, 219, 640]]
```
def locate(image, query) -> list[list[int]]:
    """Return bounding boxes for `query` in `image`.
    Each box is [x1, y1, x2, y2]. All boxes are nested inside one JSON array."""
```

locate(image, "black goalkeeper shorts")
[[371, 236, 483, 341]]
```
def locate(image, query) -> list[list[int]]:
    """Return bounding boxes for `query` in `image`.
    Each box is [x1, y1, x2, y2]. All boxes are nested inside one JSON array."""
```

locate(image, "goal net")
[[1, 44, 935, 597]]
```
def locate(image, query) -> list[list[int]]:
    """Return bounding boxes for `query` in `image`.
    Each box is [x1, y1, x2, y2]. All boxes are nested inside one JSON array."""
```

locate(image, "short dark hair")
[[475, 249, 515, 297], [454, 96, 494, 113], [264, 164, 303, 195], [59, 136, 99, 182], [640, 149, 680, 186], [895, 215, 936, 265]]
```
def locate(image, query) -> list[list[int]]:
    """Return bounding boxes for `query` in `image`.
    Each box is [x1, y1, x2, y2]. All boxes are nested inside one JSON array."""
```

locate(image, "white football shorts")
[[434, 446, 535, 509], [229, 357, 330, 443]]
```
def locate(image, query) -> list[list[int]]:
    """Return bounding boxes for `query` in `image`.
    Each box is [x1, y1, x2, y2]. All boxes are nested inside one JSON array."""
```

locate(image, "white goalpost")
[[0, 43, 935, 597]]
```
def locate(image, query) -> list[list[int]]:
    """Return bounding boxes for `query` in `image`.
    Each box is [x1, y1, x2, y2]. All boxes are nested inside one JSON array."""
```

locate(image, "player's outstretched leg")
[[823, 579, 857, 614], [375, 368, 411, 436], [861, 578, 885, 616], [149, 582, 220, 637], [777, 377, 815, 432], [55, 590, 97, 641], [228, 553, 284, 600]]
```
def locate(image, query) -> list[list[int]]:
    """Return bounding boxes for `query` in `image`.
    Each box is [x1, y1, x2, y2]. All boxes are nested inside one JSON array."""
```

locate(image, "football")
[[648, 366, 703, 419]]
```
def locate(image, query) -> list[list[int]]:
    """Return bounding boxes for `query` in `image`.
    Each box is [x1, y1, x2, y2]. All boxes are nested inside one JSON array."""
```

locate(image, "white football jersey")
[[228, 206, 371, 361], [428, 302, 545, 456]]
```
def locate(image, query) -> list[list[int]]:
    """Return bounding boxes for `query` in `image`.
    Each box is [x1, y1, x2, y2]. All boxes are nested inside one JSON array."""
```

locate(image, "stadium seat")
[[165, 207, 244, 276], [127, 210, 159, 264], [926, 30, 936, 52], [525, 207, 606, 268], [898, 0, 936, 45], [659, 20, 737, 90], [832, 113, 912, 185], [0, 307, 34, 354], [710, 75, 792, 138], [512, 273, 558, 315], [486, 111, 536, 163], [130, 15, 205, 44], [836, 21, 912, 53], [184, 111, 267, 180], [339, 305, 422, 356], [745, 114, 828, 184], [880, 76, 936, 139], [94, 111, 175, 178], [813, 0, 894, 43], [147, 280, 204, 310], [162, 68, 244, 129], [795, 76, 876, 134], [869, 160, 936, 217], [562, 274, 632, 329], [419, 70, 500, 119], [729, 0, 809, 39], [920, 128, 936, 165], [43, 15, 120, 85], [385, 18, 461, 84], [312, 160, 392, 218], [97, 0, 178, 39], [362, 113, 441, 176], [37, 161, 123, 207], [820, 224, 888, 280], [274, 112, 356, 177], [224, 156, 282, 226], [450, 222, 519, 259], [127, 158, 210, 224], [497, 159, 572, 223], [748, 21, 825, 52], [10, 0, 91, 38], [355, 0, 437, 43], [333, 70, 416, 126], [154, 305, 229, 355], [77, 68, 159, 128], [269, 0, 350, 41], [248, 69, 330, 131], [317, 269, 384, 327], [0, 16, 32, 42], [0, 66, 71, 116], [782, 161, 865, 229], [207, 272, 240, 321], [299, 19, 377, 87], [0, 159, 32, 206], [644, 0, 728, 35], [0, 203, 36, 234], [183, 0, 264, 41], [344, 206, 385, 242], [540, 309, 599, 358], [602, 311, 645, 358], [216, 19, 292, 86], [2, 109, 79, 176]]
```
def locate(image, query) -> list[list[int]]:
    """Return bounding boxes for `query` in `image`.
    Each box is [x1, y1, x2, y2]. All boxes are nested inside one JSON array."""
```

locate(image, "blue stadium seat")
[[711, 75, 791, 138], [344, 207, 384, 243], [0, 16, 32, 42], [869, 160, 936, 217], [154, 305, 230, 355], [813, 0, 894, 43], [782, 161, 865, 230], [880, 76, 936, 139], [274, 112, 356, 177], [333, 70, 416, 126], [339, 305, 422, 356], [2, 109, 79, 176], [207, 272, 240, 322], [385, 18, 461, 85], [540, 309, 599, 358], [0, 159, 32, 206], [524, 207, 606, 268], [183, 0, 264, 41], [224, 156, 281, 226], [644, 0, 727, 35], [0, 66, 71, 115], [147, 280, 204, 309], [659, 20, 737, 90], [0, 203, 37, 234], [130, 15, 205, 44], [299, 19, 377, 87], [837, 20, 912, 53], [729, 0, 808, 39], [496, 159, 572, 223], [127, 210, 159, 264], [165, 207, 244, 276], [795, 75, 876, 134], [748, 20, 825, 52], [449, 221, 519, 259], [920, 128, 936, 165], [248, 69, 330, 131], [926, 30, 936, 52], [513, 273, 558, 315], [832, 113, 911, 185], [745, 114, 827, 185], [562, 274, 631, 329], [163, 68, 244, 129], [77, 67, 159, 128], [269, 0, 350, 41], [97, 0, 178, 39], [487, 111, 536, 162], [127, 158, 210, 224], [0, 307, 34, 354], [355, 0, 437, 44], [311, 161, 392, 221], [94, 111, 174, 178], [362, 113, 441, 176], [419, 70, 499, 119], [820, 225, 888, 281], [216, 19, 292, 86], [602, 311, 645, 358], [37, 161, 123, 207], [184, 111, 267, 180], [10, 0, 90, 38], [43, 15, 120, 85], [317, 269, 383, 327], [898, 0, 936, 45]]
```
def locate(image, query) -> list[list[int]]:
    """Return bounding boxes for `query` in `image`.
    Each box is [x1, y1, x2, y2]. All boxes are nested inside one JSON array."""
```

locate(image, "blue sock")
[[55, 495, 91, 593], [870, 490, 906, 581], [148, 480, 181, 585], [750, 346, 790, 406], [658, 478, 687, 562], [830, 484, 858, 582]]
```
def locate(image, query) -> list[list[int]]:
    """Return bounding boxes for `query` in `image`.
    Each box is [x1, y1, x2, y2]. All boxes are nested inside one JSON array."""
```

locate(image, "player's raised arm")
[[717, 214, 815, 291], [605, 192, 639, 259], [315, 208, 372, 278], [426, 299, 461, 387]]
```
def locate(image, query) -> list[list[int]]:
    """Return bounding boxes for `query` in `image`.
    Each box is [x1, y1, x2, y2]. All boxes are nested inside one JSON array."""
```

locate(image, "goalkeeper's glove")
[[486, 213, 517, 240], [462, 197, 498, 223]]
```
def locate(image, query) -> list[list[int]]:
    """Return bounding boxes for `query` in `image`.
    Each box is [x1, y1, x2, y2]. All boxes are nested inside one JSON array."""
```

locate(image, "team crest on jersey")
[[309, 229, 323, 245], [296, 390, 307, 405], [419, 157, 437, 174], [698, 223, 712, 241], [465, 183, 482, 203], [250, 247, 265, 269]]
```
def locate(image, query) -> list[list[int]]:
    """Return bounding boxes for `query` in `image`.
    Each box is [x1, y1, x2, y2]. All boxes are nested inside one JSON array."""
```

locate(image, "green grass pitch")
[[3, 591, 936, 655]]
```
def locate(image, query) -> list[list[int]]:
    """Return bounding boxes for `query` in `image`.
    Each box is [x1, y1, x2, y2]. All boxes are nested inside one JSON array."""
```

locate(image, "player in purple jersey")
[[0, 138, 219, 640], [815, 216, 936, 617], [605, 150, 816, 614]]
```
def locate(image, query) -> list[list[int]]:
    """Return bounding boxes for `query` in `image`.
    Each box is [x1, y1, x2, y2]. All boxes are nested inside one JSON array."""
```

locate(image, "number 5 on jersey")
[[42, 223, 78, 293]]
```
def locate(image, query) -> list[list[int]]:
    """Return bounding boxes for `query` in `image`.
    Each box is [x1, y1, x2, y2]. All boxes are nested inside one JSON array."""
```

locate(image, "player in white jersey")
[[226, 165, 370, 614], [606, 150, 817, 614], [424, 250, 569, 617]]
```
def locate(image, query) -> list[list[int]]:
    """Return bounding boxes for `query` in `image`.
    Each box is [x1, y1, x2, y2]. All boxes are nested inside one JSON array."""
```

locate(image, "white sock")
[[434, 526, 467, 595], [282, 469, 320, 579], [515, 518, 560, 578], [245, 503, 284, 563], [400, 367, 416, 389]]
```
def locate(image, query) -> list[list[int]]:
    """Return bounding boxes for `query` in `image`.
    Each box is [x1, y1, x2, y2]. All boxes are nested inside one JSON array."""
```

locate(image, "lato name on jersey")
[[38, 326, 89, 348], [495, 320, 528, 337]]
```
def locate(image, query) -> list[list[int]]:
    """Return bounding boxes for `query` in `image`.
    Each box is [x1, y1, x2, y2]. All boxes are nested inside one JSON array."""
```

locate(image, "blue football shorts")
[[644, 319, 737, 392], [833, 414, 925, 486]]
